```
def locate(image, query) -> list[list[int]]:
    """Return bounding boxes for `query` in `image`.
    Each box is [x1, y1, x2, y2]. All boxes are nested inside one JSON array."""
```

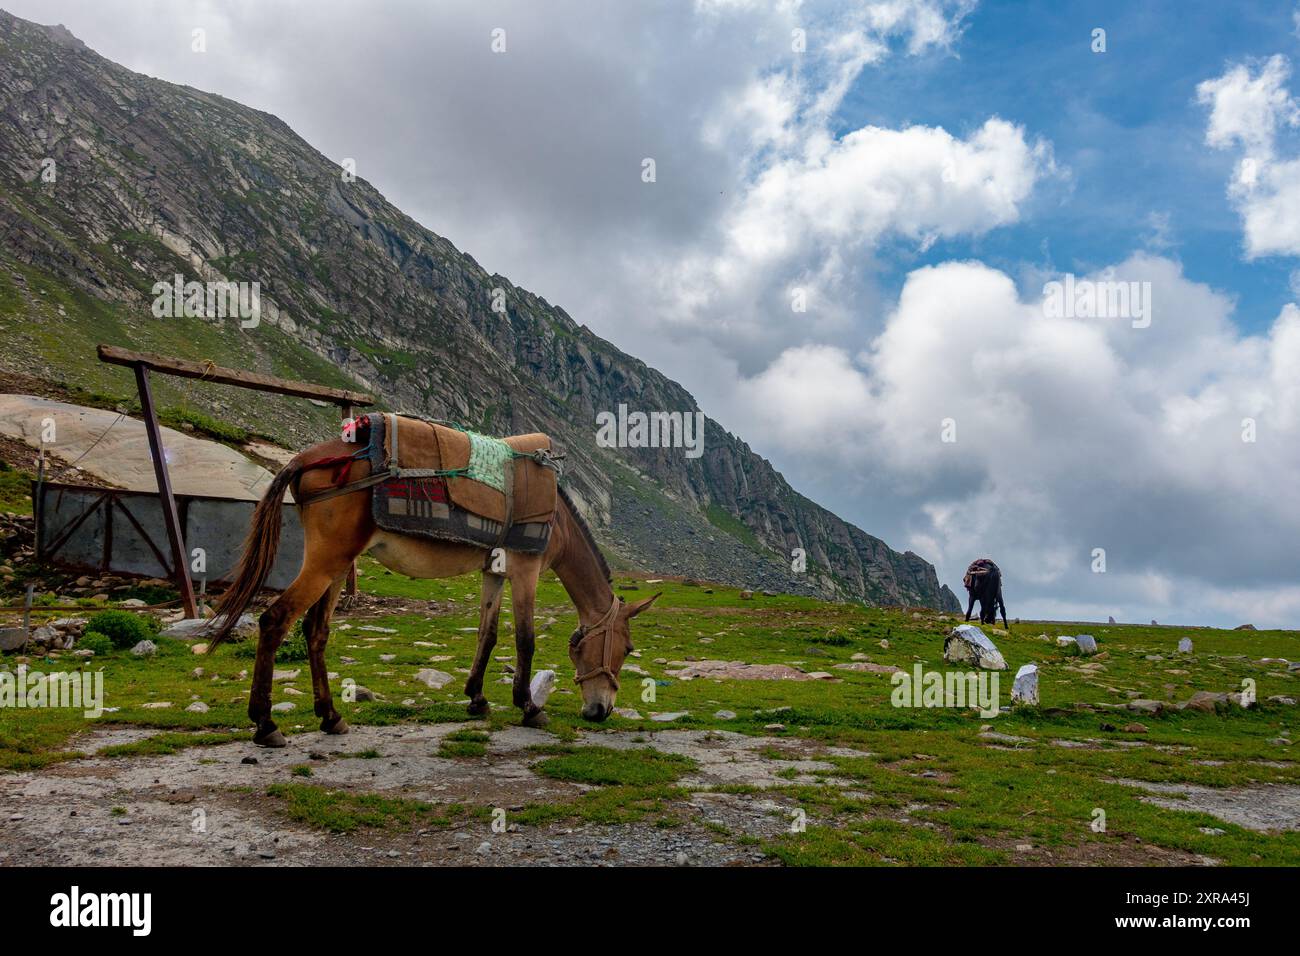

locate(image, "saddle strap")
[[296, 468, 396, 506]]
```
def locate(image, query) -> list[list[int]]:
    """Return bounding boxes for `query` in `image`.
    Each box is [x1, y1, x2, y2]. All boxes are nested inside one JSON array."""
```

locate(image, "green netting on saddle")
[[464, 430, 514, 491]]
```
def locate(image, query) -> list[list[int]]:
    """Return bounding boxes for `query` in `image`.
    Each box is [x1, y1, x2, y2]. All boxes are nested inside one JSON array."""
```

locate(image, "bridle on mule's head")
[[571, 595, 625, 690]]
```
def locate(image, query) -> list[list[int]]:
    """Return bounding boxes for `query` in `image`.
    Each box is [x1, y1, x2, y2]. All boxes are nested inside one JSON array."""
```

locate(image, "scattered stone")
[[1056, 636, 1077, 648], [1127, 699, 1164, 715], [270, 702, 295, 713], [1234, 624, 1256, 631], [185, 702, 209, 713], [650, 711, 688, 722], [1011, 663, 1039, 706], [1269, 738, 1292, 747], [128, 639, 157, 658], [714, 710, 736, 720], [1178, 637, 1193, 654], [943, 625, 1007, 670], [353, 685, 377, 702], [241, 756, 258, 765], [413, 668, 452, 690], [1267, 696, 1296, 706], [833, 661, 902, 674], [474, 841, 491, 856], [980, 730, 1030, 744], [739, 590, 754, 600], [529, 669, 556, 707], [1123, 723, 1149, 734], [612, 707, 642, 720], [1073, 634, 1098, 655], [272, 669, 300, 682], [162, 614, 258, 641], [666, 660, 826, 681], [140, 701, 172, 709], [0, 628, 28, 652]]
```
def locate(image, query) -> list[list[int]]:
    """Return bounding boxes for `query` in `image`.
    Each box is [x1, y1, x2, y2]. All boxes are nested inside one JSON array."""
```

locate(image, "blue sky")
[[847, 0, 1300, 332]]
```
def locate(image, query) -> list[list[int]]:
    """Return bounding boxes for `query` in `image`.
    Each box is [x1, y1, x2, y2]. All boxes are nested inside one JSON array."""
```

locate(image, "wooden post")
[[133, 364, 199, 618], [341, 402, 358, 598]]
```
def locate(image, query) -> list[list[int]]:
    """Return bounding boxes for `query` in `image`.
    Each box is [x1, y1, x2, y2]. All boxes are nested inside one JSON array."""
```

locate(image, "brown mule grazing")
[[206, 435, 659, 747]]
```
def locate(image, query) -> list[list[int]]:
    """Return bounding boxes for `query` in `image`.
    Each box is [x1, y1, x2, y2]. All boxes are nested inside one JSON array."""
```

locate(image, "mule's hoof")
[[522, 709, 548, 729], [467, 698, 490, 717], [321, 717, 349, 735], [254, 728, 288, 748]]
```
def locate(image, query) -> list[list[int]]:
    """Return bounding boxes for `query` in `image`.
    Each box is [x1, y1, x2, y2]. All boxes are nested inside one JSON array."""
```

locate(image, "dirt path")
[[0, 724, 864, 866]]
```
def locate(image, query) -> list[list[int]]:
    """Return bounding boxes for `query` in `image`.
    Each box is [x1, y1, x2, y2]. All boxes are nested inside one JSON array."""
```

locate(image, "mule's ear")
[[625, 592, 662, 618]]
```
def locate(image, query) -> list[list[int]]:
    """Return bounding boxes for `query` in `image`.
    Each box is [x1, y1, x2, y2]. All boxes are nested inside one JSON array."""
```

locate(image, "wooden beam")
[[341, 402, 359, 598], [134, 365, 199, 618], [98, 344, 373, 407]]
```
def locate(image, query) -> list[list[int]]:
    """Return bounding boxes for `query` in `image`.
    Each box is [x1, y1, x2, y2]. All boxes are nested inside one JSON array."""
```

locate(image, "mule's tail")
[[206, 461, 299, 653]]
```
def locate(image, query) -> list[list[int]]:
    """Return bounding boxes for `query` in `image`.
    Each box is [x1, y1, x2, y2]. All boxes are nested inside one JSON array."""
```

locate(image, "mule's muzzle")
[[581, 701, 612, 722]]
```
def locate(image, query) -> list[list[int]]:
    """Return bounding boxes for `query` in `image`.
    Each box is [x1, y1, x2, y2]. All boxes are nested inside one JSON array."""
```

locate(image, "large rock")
[[1178, 637, 1193, 653], [1074, 634, 1098, 655], [943, 625, 1007, 670], [0, 627, 29, 652], [161, 614, 259, 641], [1011, 663, 1039, 706], [130, 640, 157, 657]]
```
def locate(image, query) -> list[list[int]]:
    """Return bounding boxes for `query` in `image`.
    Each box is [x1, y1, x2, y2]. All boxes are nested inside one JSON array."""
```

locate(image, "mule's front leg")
[[510, 570, 546, 728], [464, 572, 506, 716]]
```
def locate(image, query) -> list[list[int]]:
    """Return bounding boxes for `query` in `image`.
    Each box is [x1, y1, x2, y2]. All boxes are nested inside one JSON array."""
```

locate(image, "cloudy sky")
[[10, 0, 1300, 627]]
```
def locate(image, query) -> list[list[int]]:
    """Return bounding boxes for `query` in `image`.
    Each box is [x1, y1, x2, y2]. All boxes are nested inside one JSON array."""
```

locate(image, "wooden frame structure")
[[97, 345, 373, 617]]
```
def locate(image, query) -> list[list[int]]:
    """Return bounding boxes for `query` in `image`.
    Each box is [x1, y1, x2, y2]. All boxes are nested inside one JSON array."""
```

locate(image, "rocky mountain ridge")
[[0, 10, 959, 611]]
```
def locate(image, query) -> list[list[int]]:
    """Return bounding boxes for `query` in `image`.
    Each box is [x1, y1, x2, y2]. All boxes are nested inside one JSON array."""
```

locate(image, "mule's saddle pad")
[[368, 414, 558, 554]]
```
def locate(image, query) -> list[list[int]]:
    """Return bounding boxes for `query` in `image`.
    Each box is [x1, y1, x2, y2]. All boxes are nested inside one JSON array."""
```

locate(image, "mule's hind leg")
[[249, 570, 337, 747], [464, 571, 506, 716], [304, 576, 348, 735]]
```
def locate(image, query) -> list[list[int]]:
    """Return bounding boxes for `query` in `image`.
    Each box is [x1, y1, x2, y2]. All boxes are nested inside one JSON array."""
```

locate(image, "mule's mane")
[[557, 483, 611, 583]]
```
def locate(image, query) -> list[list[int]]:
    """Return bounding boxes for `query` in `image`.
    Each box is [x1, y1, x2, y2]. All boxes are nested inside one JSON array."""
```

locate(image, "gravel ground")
[[0, 724, 869, 866]]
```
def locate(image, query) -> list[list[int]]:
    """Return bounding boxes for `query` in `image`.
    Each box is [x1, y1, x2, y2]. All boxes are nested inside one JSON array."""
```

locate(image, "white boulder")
[[944, 625, 1007, 670], [1012, 664, 1039, 706]]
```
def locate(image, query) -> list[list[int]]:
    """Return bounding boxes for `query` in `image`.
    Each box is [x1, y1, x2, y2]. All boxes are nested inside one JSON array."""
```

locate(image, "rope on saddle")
[[963, 558, 1000, 591]]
